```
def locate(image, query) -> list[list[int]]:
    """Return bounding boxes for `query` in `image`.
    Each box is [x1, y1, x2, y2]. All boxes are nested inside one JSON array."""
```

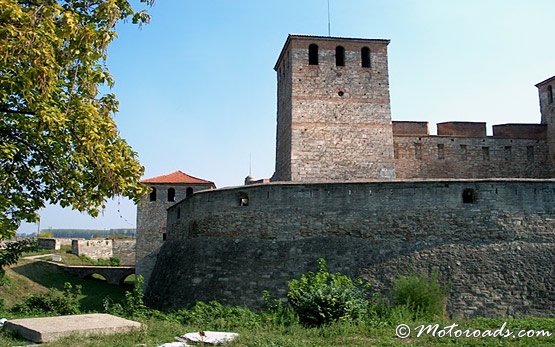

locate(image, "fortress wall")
[[437, 122, 486, 137], [394, 136, 550, 178], [112, 240, 136, 265], [392, 121, 428, 136], [71, 239, 112, 260], [363, 241, 555, 318], [148, 181, 555, 317], [37, 238, 76, 250], [493, 124, 547, 139], [167, 180, 555, 241]]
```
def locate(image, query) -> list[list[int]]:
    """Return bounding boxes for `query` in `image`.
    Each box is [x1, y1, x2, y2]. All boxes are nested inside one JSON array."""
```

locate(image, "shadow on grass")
[[11, 260, 132, 312]]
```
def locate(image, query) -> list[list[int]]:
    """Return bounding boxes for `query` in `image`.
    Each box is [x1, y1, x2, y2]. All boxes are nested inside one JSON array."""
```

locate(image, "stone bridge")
[[62, 265, 135, 285]]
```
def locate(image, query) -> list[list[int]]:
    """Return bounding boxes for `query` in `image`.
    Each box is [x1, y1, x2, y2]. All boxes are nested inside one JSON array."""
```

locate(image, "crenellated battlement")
[[391, 121, 550, 178]]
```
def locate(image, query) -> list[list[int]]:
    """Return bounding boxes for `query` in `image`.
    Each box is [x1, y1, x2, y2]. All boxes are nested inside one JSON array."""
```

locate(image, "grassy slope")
[[5, 259, 132, 312], [0, 259, 554, 346]]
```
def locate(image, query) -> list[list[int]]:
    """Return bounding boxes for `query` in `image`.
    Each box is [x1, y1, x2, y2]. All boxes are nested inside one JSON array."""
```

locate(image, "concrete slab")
[[4, 313, 142, 343]]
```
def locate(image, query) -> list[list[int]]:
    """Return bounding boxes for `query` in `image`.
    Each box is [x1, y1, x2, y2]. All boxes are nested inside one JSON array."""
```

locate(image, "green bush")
[[287, 258, 370, 326], [392, 270, 447, 320], [79, 255, 121, 266], [11, 282, 81, 315], [262, 290, 299, 327], [103, 275, 146, 318], [175, 301, 261, 330]]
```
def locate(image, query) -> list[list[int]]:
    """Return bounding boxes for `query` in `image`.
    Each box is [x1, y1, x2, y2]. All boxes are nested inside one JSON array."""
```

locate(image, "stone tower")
[[537, 75, 555, 173], [136, 171, 215, 286], [272, 35, 396, 182]]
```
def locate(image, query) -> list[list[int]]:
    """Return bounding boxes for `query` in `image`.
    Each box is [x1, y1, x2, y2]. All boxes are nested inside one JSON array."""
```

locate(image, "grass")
[[0, 259, 554, 346], [1, 259, 131, 312], [2, 315, 554, 346]]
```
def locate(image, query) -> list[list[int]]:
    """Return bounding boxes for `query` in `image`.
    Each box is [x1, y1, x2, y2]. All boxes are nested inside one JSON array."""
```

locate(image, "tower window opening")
[[437, 144, 444, 160], [186, 187, 194, 198], [459, 145, 467, 160], [149, 187, 157, 202], [335, 46, 345, 66], [361, 47, 371, 68], [527, 146, 534, 161], [238, 192, 249, 207], [548, 85, 553, 104], [482, 147, 490, 161], [414, 143, 422, 160], [308, 44, 319, 65], [462, 188, 477, 204], [504, 146, 512, 161], [167, 188, 175, 202], [177, 207, 181, 219]]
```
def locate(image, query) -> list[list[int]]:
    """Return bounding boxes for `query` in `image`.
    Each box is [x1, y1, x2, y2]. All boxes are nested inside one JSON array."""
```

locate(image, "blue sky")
[[18, 0, 555, 233]]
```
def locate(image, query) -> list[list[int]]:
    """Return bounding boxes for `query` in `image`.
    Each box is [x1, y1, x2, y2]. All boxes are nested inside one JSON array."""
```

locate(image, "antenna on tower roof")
[[327, 0, 331, 36]]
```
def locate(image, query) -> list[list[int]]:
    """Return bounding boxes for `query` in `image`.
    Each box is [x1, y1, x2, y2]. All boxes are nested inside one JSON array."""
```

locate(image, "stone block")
[[4, 313, 141, 343]]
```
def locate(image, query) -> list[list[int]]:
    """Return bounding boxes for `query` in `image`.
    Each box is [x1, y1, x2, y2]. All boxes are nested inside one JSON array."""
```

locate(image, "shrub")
[[79, 255, 121, 266], [37, 231, 53, 238], [287, 258, 370, 326], [103, 275, 146, 318], [262, 290, 299, 327], [11, 282, 81, 315], [175, 301, 261, 330], [392, 270, 447, 320]]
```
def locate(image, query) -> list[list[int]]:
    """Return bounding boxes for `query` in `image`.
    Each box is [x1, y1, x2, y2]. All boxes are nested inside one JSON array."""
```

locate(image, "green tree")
[[0, 0, 153, 237]]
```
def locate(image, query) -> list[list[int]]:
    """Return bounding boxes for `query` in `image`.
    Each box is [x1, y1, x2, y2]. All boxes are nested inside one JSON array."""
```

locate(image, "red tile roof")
[[141, 170, 215, 187]]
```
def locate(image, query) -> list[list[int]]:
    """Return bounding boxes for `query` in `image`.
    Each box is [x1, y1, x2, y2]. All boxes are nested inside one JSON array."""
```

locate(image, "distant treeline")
[[40, 228, 136, 239]]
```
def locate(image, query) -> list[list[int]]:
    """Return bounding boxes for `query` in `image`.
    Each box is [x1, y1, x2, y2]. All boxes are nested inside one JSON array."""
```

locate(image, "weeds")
[[11, 282, 81, 315], [103, 275, 147, 318], [287, 258, 371, 326]]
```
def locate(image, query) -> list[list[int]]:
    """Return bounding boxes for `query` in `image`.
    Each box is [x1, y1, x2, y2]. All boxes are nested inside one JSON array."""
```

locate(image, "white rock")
[[158, 342, 190, 347], [178, 331, 239, 345]]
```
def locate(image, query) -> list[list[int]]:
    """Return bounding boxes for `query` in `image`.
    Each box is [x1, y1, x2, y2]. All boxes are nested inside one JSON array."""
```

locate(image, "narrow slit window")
[[308, 44, 319, 65], [504, 146, 512, 161], [459, 145, 467, 160], [335, 46, 345, 66], [527, 146, 534, 161], [167, 188, 175, 202], [437, 144, 444, 160], [361, 47, 371, 68], [149, 187, 157, 202], [482, 147, 490, 161], [414, 143, 422, 160], [548, 85, 553, 104]]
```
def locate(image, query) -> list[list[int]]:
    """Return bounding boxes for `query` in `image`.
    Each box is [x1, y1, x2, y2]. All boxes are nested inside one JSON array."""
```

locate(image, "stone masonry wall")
[[394, 136, 550, 178], [112, 240, 136, 265], [273, 36, 396, 181], [136, 183, 213, 286], [38, 238, 76, 250], [147, 180, 555, 317], [72, 239, 112, 260]]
